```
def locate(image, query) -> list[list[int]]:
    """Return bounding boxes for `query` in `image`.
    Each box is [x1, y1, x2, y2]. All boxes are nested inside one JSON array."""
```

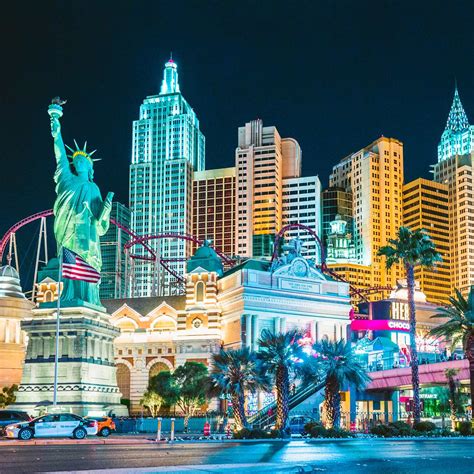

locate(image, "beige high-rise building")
[[433, 87, 474, 296], [403, 178, 451, 304], [235, 119, 302, 258], [329, 136, 404, 290]]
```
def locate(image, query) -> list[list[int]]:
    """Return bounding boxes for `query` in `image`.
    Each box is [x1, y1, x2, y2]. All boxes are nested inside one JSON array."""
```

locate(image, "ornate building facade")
[[104, 241, 352, 413]]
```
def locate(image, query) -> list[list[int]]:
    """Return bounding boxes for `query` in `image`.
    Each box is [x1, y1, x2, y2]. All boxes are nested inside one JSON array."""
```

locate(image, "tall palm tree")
[[444, 368, 460, 431], [209, 347, 270, 430], [257, 329, 304, 433], [316, 339, 370, 429], [378, 226, 441, 423], [431, 287, 474, 415]]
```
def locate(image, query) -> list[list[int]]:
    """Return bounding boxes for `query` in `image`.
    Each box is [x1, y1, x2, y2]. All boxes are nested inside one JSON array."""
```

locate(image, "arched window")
[[195, 281, 205, 302], [149, 362, 170, 380], [44, 290, 53, 302], [116, 364, 131, 400]]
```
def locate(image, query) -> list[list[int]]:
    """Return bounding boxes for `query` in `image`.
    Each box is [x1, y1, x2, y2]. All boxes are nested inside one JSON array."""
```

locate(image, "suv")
[[4, 413, 98, 440], [0, 410, 31, 436]]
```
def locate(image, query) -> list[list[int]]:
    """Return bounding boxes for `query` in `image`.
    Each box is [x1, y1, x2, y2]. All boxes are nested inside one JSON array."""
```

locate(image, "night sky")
[[2, 1, 474, 256]]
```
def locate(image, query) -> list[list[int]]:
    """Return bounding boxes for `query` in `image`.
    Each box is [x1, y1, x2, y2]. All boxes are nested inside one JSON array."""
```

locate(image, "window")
[[195, 281, 205, 302]]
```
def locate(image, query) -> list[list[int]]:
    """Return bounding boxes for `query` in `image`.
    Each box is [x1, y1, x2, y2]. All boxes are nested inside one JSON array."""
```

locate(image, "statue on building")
[[48, 99, 113, 307]]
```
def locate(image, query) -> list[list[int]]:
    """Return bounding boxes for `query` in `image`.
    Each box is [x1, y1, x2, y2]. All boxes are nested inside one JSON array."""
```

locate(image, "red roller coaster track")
[[0, 211, 391, 299]]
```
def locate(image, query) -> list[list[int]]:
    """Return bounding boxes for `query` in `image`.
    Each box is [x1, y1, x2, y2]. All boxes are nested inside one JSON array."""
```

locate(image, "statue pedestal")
[[11, 305, 128, 417]]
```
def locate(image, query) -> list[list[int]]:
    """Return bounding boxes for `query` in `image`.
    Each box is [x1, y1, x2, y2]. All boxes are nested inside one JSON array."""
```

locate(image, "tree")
[[445, 368, 460, 431], [378, 226, 441, 423], [0, 385, 17, 408], [173, 362, 209, 432], [315, 340, 370, 429], [140, 390, 165, 417], [209, 347, 270, 430], [430, 287, 474, 415], [257, 329, 304, 433]]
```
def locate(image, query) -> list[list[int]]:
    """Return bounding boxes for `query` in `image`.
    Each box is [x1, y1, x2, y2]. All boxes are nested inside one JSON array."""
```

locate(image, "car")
[[4, 413, 98, 440], [264, 415, 315, 435], [85, 416, 115, 437], [0, 410, 31, 436]]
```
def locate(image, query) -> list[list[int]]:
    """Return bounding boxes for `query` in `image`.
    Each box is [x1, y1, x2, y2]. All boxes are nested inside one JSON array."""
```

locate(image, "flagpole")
[[53, 246, 63, 407]]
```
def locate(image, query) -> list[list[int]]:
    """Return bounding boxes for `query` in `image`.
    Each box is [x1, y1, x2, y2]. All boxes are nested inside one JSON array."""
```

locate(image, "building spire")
[[445, 84, 470, 132], [160, 56, 180, 95]]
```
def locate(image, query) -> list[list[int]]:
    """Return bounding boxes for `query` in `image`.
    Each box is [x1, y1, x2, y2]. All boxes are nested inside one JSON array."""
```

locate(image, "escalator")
[[248, 380, 325, 429]]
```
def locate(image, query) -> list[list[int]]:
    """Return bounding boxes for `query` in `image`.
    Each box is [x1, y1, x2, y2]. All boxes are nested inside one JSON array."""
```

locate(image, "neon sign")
[[351, 319, 410, 332]]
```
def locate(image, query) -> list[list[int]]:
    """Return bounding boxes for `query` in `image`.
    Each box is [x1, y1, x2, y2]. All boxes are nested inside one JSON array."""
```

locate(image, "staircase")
[[248, 381, 325, 429]]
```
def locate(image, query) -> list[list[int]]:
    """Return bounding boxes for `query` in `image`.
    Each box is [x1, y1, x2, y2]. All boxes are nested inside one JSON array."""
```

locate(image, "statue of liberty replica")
[[49, 98, 113, 308], [11, 99, 127, 416]]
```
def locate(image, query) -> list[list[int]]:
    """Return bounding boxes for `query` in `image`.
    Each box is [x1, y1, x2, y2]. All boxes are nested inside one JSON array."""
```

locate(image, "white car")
[[5, 413, 98, 440]]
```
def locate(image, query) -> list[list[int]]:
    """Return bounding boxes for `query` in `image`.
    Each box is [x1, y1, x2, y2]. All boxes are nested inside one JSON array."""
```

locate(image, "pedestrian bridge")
[[367, 359, 469, 391]]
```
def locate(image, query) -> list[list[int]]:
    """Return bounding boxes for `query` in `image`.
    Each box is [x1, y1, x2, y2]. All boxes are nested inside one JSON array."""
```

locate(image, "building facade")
[[402, 178, 452, 304], [105, 241, 352, 413], [192, 167, 236, 257], [129, 58, 205, 296], [433, 87, 474, 295], [282, 176, 322, 262], [329, 136, 404, 290], [0, 266, 32, 388], [100, 202, 131, 300], [235, 120, 302, 258], [321, 187, 353, 246]]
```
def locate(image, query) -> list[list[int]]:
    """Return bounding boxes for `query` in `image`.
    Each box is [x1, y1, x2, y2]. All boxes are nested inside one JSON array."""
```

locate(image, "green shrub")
[[413, 421, 436, 432], [370, 421, 417, 438], [233, 428, 279, 439], [457, 421, 472, 436], [305, 423, 354, 438]]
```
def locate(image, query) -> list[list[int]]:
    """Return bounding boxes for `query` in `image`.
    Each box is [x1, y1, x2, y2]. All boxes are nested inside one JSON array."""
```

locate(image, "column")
[[245, 314, 252, 348], [280, 318, 286, 333], [310, 320, 317, 342], [4, 320, 10, 343], [252, 315, 258, 351]]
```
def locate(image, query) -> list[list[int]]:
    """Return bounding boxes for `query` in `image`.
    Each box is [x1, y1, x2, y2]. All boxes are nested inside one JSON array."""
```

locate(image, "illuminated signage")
[[350, 319, 410, 332]]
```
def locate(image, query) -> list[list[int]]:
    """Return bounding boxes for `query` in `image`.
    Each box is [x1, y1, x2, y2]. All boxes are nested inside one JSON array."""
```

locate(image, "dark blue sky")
[[1, 0, 474, 240]]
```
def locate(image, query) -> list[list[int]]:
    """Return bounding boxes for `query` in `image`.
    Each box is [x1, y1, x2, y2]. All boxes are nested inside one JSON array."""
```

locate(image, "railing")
[[248, 381, 325, 429]]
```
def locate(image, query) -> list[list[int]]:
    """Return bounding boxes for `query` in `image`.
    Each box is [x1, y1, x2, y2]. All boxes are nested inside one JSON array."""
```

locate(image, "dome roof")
[[186, 241, 223, 276], [0, 265, 26, 299]]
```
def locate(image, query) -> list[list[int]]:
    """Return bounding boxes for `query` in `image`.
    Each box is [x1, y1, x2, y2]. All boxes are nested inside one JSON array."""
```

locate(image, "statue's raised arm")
[[48, 98, 70, 181]]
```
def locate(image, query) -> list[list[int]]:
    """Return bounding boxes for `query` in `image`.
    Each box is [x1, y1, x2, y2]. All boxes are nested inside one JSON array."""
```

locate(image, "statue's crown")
[[65, 140, 100, 163]]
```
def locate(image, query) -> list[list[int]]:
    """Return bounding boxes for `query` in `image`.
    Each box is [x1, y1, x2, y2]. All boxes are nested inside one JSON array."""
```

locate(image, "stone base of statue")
[[11, 304, 128, 417]]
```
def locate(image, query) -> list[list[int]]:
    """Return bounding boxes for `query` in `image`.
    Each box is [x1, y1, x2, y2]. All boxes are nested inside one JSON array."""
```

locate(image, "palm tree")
[[378, 226, 441, 423], [430, 287, 474, 416], [210, 347, 270, 430], [257, 329, 304, 433], [316, 339, 370, 429], [444, 368, 460, 431]]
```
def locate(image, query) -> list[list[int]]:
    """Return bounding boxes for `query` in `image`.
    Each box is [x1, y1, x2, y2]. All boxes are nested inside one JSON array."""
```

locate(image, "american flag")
[[62, 248, 101, 283]]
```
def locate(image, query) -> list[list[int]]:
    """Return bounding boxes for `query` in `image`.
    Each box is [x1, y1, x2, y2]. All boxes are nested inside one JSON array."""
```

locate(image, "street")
[[0, 439, 473, 473]]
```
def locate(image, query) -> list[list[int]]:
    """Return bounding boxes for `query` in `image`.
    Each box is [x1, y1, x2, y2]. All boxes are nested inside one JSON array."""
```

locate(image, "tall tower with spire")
[[433, 86, 474, 295], [129, 57, 205, 296], [437, 86, 474, 162]]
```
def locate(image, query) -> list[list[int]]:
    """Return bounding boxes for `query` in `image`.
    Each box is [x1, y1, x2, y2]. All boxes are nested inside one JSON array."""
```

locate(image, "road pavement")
[[0, 438, 473, 473]]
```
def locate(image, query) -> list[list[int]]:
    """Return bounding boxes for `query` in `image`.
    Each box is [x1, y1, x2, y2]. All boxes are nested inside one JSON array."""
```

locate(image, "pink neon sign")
[[351, 319, 410, 332]]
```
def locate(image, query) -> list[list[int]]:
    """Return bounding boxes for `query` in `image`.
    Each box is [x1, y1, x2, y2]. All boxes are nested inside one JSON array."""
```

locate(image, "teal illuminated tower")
[[130, 58, 205, 296]]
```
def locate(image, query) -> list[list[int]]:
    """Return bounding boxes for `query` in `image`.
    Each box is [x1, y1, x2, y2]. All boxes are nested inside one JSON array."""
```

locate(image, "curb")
[[0, 438, 160, 446]]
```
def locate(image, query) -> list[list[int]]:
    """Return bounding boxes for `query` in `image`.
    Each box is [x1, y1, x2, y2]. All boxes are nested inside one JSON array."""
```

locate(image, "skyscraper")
[[282, 176, 322, 261], [192, 167, 236, 258], [235, 119, 302, 258], [329, 137, 404, 289], [100, 202, 131, 300], [402, 178, 451, 304], [130, 58, 205, 296], [433, 87, 474, 295]]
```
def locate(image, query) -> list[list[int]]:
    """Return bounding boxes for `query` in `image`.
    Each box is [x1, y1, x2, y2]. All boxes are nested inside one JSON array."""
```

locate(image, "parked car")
[[4, 413, 98, 440], [0, 410, 31, 436], [264, 415, 315, 434], [85, 416, 115, 437]]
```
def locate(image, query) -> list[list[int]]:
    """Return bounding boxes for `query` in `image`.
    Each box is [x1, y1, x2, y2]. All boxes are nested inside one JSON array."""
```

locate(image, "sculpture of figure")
[[48, 100, 113, 307]]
